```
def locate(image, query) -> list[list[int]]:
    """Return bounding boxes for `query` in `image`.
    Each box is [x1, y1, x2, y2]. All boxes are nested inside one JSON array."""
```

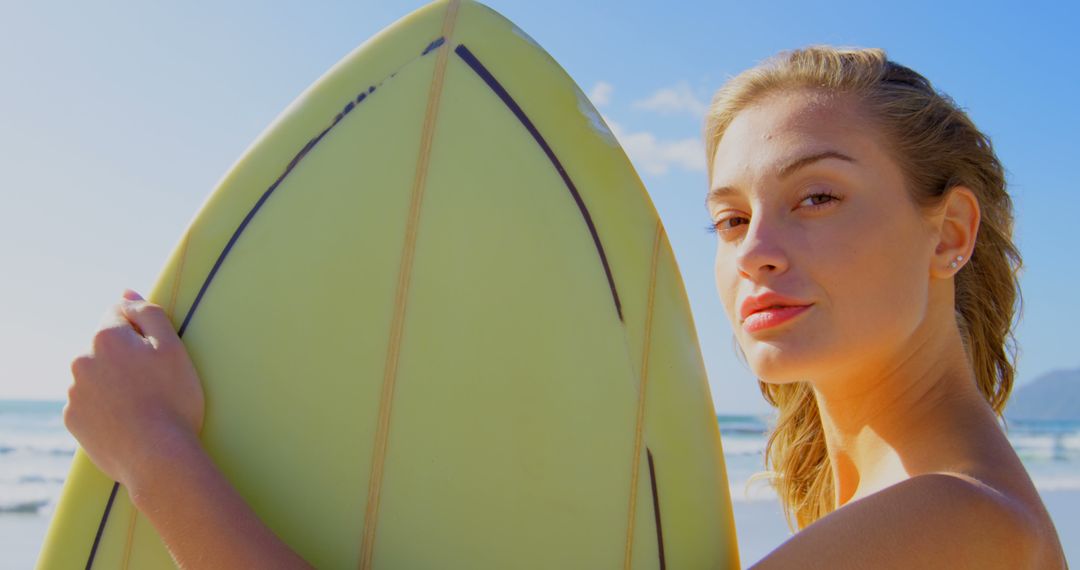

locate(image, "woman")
[[65, 45, 1067, 568]]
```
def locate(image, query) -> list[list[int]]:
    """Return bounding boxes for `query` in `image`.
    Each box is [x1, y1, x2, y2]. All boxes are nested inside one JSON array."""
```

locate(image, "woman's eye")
[[706, 190, 840, 236], [705, 216, 747, 234], [798, 191, 840, 209]]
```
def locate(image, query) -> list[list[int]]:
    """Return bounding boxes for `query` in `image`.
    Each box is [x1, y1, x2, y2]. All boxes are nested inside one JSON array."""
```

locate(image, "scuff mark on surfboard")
[[576, 89, 619, 146], [508, 21, 541, 50]]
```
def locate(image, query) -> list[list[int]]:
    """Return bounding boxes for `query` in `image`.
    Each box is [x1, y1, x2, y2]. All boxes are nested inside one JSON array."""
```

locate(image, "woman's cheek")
[[714, 252, 740, 326], [835, 218, 920, 351]]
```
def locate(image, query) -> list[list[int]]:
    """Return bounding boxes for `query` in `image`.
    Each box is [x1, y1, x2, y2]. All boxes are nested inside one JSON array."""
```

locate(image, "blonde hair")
[[703, 46, 1024, 529]]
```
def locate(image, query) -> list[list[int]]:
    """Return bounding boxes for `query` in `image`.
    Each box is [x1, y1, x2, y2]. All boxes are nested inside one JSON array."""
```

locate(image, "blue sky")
[[1, 0, 1076, 413]]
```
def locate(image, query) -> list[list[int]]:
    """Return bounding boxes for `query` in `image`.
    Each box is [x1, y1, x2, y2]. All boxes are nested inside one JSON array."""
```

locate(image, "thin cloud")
[[605, 116, 705, 176], [632, 82, 709, 117], [589, 81, 614, 107]]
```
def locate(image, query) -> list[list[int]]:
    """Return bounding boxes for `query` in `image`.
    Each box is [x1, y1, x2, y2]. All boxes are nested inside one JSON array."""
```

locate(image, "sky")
[[1, 0, 1077, 413]]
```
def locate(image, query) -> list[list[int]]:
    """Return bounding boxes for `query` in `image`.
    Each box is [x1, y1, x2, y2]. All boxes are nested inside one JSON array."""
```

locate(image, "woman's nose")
[[734, 215, 789, 279]]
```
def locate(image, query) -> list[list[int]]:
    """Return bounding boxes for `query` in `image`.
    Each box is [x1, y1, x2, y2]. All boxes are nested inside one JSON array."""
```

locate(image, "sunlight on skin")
[[704, 89, 1065, 568], [706, 88, 981, 501]]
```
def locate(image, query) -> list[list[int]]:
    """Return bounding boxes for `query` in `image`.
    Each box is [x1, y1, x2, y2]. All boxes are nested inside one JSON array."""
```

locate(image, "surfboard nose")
[[39, 1, 738, 568]]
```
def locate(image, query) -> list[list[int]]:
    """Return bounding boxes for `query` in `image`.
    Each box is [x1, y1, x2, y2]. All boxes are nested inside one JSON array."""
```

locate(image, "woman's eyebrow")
[[706, 149, 857, 207]]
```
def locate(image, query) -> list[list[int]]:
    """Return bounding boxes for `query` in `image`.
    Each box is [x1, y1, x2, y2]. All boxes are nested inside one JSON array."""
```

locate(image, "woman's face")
[[707, 89, 938, 387]]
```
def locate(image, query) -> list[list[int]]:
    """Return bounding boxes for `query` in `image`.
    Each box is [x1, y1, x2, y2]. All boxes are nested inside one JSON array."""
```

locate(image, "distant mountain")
[[1005, 367, 1080, 421]]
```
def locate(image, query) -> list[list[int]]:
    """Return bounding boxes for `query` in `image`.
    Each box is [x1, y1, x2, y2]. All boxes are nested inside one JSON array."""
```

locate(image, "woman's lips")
[[742, 304, 812, 333]]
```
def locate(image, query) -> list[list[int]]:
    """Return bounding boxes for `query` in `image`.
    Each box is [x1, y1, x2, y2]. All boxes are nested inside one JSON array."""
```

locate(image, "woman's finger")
[[95, 302, 144, 348], [121, 300, 179, 349], [119, 289, 147, 336]]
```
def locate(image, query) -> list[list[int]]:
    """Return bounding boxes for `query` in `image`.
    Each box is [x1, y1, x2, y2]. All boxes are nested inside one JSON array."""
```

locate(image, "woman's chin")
[[744, 343, 827, 385], [755, 375, 805, 387]]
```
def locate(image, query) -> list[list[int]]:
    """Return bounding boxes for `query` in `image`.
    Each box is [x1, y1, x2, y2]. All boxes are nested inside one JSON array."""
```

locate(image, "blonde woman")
[[702, 46, 1065, 568], [65, 46, 1067, 568]]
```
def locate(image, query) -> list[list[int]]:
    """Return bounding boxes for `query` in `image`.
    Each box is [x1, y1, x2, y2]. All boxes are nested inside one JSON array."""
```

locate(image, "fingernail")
[[122, 289, 144, 301]]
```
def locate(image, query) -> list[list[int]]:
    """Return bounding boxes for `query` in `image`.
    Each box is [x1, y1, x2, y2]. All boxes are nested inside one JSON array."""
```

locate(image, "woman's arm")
[[64, 290, 312, 569], [750, 473, 1057, 570]]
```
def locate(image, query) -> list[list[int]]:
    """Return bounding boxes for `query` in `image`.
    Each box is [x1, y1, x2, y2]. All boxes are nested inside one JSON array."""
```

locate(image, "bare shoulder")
[[913, 472, 1066, 569], [751, 473, 1066, 569]]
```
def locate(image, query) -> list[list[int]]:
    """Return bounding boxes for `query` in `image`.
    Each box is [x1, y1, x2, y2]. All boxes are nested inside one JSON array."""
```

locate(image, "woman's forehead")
[[709, 94, 884, 190]]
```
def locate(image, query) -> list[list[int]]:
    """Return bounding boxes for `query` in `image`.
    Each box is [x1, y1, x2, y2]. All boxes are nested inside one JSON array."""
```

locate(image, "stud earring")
[[949, 255, 963, 269]]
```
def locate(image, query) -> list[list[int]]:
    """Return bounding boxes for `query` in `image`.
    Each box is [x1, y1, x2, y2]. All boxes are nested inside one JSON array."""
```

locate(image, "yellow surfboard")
[[38, 1, 739, 567]]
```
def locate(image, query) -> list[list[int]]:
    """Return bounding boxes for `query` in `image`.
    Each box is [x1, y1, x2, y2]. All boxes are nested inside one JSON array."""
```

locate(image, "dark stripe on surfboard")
[[422, 36, 446, 55], [173, 36, 444, 338], [452, 43, 624, 322], [647, 448, 667, 569], [85, 481, 119, 570], [83, 36, 448, 569]]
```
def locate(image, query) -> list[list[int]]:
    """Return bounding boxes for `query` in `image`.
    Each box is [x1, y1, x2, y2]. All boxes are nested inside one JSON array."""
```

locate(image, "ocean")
[[719, 413, 1080, 502], [2, 400, 1076, 567], [0, 401, 75, 518]]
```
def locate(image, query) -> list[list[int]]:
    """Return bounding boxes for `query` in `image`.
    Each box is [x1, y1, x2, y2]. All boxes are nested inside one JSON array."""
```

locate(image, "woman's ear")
[[930, 185, 980, 279]]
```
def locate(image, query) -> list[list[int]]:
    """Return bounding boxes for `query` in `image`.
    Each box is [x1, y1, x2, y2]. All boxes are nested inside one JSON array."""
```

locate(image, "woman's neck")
[[810, 312, 991, 508]]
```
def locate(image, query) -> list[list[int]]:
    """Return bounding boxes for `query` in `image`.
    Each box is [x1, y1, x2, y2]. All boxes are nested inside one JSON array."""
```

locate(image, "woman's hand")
[[63, 289, 313, 568], [64, 289, 204, 489]]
